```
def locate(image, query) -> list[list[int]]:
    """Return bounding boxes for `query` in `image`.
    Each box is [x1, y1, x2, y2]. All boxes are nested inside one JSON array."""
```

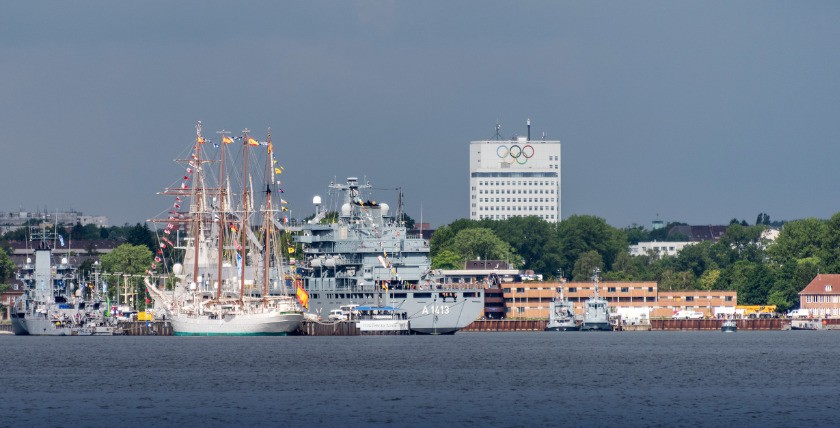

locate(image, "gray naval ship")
[[580, 268, 612, 331], [11, 228, 118, 336], [294, 177, 484, 334], [545, 283, 579, 331]]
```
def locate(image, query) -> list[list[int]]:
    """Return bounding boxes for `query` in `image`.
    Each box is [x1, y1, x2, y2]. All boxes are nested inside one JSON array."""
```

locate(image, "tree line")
[[430, 213, 840, 313]]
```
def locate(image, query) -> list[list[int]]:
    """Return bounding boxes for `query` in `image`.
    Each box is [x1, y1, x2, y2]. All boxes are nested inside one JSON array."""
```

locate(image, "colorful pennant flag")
[[296, 285, 309, 309]]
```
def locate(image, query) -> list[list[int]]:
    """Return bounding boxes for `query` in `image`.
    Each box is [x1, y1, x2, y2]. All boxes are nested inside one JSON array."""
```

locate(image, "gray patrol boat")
[[580, 268, 612, 331], [545, 283, 579, 331], [11, 227, 119, 336], [294, 177, 484, 334]]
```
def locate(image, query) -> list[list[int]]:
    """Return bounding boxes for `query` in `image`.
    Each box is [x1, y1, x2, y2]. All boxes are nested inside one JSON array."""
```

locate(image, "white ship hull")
[[170, 311, 303, 336]]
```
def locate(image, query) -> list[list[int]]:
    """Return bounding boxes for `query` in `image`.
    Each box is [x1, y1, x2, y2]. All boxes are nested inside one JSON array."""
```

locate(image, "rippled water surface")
[[1, 331, 838, 427]]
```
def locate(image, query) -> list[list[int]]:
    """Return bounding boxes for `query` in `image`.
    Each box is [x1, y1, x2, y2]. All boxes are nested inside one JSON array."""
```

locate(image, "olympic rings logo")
[[496, 144, 535, 164]]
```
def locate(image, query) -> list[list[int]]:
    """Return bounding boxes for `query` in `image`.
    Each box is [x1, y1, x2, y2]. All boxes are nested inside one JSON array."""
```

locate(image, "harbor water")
[[1, 331, 838, 427]]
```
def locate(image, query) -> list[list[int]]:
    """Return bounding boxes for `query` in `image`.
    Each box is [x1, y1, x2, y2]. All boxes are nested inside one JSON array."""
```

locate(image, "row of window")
[[479, 189, 556, 195], [476, 214, 556, 220], [471, 172, 558, 178], [478, 180, 556, 186], [479, 197, 556, 203], [479, 206, 555, 212], [805, 295, 840, 303]]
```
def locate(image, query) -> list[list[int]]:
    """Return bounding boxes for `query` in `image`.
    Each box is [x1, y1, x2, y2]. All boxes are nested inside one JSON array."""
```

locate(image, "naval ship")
[[545, 282, 579, 331], [294, 177, 484, 334], [580, 268, 612, 331], [11, 227, 118, 336]]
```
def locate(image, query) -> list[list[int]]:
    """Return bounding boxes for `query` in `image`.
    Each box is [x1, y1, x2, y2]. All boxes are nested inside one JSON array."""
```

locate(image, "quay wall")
[[462, 319, 548, 332], [651, 318, 782, 330]]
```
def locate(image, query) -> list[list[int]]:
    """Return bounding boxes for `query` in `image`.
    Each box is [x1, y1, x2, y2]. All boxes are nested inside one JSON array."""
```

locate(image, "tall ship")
[[545, 282, 579, 331], [11, 227, 118, 336], [580, 268, 612, 331], [294, 177, 484, 334], [144, 123, 304, 336]]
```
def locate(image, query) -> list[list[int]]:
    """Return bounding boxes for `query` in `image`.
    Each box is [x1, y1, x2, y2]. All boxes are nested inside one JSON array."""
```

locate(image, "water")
[[1, 331, 838, 427]]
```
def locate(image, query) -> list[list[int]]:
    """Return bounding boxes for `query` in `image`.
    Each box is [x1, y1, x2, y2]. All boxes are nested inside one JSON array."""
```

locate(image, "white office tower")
[[469, 122, 561, 222]]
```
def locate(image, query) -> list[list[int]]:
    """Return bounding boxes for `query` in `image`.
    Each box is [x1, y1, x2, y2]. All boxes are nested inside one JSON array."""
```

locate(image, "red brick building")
[[799, 274, 840, 318]]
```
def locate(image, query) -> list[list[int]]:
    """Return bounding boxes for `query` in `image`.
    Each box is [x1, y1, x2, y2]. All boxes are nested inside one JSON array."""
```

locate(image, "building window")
[[607, 287, 616, 293], [620, 287, 629, 293]]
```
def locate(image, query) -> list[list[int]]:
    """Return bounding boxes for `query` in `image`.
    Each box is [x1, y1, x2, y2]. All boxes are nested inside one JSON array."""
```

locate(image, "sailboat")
[[144, 123, 303, 336]]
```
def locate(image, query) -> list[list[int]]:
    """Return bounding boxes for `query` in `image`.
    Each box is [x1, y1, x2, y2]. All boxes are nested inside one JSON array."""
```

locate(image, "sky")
[[2, 1, 839, 229]]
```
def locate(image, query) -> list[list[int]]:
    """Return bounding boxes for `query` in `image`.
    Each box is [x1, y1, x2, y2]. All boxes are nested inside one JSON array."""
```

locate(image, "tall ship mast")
[[144, 122, 303, 336], [294, 177, 484, 334]]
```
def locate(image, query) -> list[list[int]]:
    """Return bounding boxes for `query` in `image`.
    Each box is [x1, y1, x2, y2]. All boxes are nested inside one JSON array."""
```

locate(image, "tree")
[[0, 247, 15, 285], [397, 212, 416, 230], [100, 244, 153, 309], [429, 219, 479, 257], [766, 218, 829, 268], [556, 215, 626, 273], [450, 228, 521, 268], [126, 223, 155, 252], [624, 224, 649, 245], [488, 216, 556, 274], [572, 251, 604, 281], [431, 249, 463, 270]]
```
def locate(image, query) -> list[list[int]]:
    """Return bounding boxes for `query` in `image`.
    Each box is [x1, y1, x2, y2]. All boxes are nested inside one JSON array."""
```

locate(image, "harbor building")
[[0, 209, 109, 234], [469, 121, 561, 222], [799, 274, 840, 318], [498, 281, 736, 319]]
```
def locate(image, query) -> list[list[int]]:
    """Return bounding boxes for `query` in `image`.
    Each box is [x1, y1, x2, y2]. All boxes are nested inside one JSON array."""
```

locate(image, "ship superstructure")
[[295, 177, 483, 334], [11, 226, 118, 336]]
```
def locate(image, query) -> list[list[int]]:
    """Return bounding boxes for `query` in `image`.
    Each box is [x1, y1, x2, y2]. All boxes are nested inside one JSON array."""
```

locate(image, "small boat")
[[545, 283, 579, 331], [790, 320, 822, 330], [580, 269, 612, 331], [721, 319, 737, 332], [355, 305, 409, 335]]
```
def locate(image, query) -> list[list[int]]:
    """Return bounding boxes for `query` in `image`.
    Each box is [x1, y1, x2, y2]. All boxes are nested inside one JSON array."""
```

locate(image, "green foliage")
[[450, 228, 521, 267], [423, 210, 840, 307], [0, 247, 15, 284], [556, 215, 626, 273], [572, 251, 604, 281], [431, 249, 463, 270], [100, 244, 153, 276]]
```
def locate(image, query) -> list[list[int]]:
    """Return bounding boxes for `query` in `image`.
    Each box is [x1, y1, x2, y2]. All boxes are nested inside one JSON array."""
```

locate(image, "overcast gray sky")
[[2, 1, 839, 229]]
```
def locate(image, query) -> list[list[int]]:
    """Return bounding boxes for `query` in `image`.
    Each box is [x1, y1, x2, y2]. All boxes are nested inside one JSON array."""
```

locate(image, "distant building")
[[629, 241, 695, 258], [500, 281, 736, 319], [0, 209, 109, 234], [799, 274, 840, 318], [668, 225, 728, 242], [6, 239, 122, 266], [469, 121, 561, 222]]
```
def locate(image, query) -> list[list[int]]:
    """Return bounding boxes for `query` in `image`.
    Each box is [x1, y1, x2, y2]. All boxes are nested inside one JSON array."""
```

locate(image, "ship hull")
[[580, 322, 612, 331], [170, 312, 303, 336], [545, 324, 580, 331], [307, 290, 484, 335], [14, 317, 118, 336], [10, 312, 28, 335]]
